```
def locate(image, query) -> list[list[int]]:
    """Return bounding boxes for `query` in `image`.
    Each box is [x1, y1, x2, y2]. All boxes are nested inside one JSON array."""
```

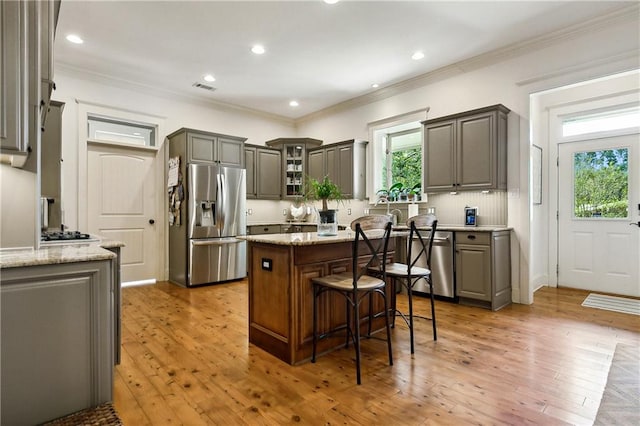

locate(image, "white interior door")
[[558, 135, 639, 296], [87, 143, 159, 283]]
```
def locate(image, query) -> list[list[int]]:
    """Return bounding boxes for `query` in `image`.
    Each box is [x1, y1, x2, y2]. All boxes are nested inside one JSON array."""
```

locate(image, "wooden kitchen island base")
[[246, 231, 395, 365]]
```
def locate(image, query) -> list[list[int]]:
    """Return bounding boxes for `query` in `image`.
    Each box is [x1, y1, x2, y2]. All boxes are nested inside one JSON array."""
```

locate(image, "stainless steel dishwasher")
[[411, 230, 456, 299]]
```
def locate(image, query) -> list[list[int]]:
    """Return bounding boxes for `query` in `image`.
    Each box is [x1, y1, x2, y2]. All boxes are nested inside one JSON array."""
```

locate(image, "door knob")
[[630, 221, 640, 227], [149, 219, 155, 224]]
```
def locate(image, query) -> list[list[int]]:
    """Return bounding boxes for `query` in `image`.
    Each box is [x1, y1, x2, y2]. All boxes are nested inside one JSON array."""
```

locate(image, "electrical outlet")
[[247, 208, 253, 215], [283, 209, 287, 216], [347, 208, 352, 215], [364, 208, 370, 215]]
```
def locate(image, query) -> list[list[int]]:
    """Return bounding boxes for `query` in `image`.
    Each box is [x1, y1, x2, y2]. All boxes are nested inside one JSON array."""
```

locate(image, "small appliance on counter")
[[41, 229, 99, 244], [464, 206, 478, 227], [290, 203, 310, 222]]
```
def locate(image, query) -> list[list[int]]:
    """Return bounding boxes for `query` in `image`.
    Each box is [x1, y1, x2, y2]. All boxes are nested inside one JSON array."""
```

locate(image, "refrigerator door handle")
[[217, 173, 224, 229], [192, 237, 243, 246]]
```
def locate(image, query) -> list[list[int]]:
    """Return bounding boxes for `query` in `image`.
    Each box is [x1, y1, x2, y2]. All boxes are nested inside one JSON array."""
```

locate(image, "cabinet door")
[[423, 120, 456, 191], [456, 243, 491, 301], [244, 146, 256, 198], [256, 148, 281, 199], [188, 133, 216, 163], [0, 1, 29, 157], [336, 144, 354, 198], [307, 148, 324, 182], [325, 145, 338, 184], [217, 136, 244, 167], [457, 111, 496, 190]]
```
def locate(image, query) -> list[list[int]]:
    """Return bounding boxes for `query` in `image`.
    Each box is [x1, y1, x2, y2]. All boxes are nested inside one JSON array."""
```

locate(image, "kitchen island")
[[243, 230, 395, 365]]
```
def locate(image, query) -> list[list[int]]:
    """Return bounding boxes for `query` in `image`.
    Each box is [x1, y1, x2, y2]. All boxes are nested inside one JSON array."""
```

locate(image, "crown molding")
[[55, 63, 296, 126], [296, 3, 640, 124]]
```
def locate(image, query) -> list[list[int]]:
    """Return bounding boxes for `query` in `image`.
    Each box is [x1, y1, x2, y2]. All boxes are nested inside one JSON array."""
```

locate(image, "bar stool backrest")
[[352, 221, 392, 284], [350, 214, 392, 231]]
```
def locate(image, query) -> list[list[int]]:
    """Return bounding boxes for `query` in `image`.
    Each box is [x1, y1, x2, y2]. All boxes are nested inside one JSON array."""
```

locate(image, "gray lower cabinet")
[[1, 259, 114, 426], [307, 139, 367, 199], [245, 144, 281, 199], [167, 128, 246, 167], [423, 104, 509, 192], [455, 230, 511, 310]]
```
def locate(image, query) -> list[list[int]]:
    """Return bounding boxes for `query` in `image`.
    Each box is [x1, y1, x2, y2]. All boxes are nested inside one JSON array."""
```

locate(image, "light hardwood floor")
[[114, 281, 639, 425]]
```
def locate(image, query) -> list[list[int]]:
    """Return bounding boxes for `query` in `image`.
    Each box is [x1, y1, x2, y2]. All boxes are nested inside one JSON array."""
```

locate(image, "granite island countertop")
[[240, 229, 389, 246], [0, 238, 125, 269]]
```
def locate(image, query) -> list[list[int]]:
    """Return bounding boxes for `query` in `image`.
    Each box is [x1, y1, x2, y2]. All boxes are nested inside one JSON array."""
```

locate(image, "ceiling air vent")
[[192, 82, 216, 92]]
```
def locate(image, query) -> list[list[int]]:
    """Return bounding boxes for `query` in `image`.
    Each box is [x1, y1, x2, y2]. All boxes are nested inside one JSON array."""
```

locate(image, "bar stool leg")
[[429, 276, 437, 341], [408, 278, 415, 355], [382, 290, 393, 367], [312, 284, 318, 363], [353, 290, 362, 385]]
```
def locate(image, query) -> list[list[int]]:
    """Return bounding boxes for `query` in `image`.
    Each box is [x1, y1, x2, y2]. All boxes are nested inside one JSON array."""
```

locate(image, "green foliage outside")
[[574, 148, 628, 218], [382, 147, 422, 196]]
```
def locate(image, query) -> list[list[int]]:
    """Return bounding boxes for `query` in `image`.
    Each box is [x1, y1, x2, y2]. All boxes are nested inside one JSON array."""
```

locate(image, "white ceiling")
[[54, 0, 632, 120]]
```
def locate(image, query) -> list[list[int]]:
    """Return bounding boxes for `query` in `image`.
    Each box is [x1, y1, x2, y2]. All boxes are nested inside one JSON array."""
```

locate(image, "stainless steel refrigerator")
[[169, 163, 246, 287]]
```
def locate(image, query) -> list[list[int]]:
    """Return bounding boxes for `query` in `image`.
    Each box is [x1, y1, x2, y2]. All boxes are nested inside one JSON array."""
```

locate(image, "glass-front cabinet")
[[285, 144, 304, 197], [266, 138, 322, 199]]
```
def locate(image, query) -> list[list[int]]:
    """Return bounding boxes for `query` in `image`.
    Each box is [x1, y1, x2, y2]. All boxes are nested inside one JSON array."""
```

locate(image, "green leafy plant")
[[377, 182, 403, 202], [303, 175, 343, 211]]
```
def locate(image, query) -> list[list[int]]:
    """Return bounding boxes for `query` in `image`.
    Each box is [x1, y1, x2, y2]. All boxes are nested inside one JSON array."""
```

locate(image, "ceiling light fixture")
[[371, 83, 379, 88], [66, 34, 84, 44], [251, 45, 265, 55], [324, 0, 340, 4], [289, 100, 299, 107], [203, 74, 216, 82], [412, 51, 425, 60]]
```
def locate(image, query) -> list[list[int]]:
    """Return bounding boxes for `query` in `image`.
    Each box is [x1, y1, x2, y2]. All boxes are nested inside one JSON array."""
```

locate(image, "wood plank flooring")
[[114, 281, 639, 425]]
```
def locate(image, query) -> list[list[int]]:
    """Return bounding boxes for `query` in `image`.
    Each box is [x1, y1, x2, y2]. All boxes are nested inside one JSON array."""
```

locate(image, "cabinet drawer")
[[456, 232, 490, 245], [247, 225, 281, 235]]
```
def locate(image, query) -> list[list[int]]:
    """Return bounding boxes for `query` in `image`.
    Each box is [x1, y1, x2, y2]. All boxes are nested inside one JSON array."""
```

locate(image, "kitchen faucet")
[[389, 209, 402, 226]]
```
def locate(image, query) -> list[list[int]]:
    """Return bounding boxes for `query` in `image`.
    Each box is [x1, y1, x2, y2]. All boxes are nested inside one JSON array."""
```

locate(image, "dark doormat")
[[594, 343, 640, 425], [42, 402, 123, 426]]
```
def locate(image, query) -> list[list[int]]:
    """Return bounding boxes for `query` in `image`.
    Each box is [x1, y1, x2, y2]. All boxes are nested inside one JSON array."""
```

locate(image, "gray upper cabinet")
[[266, 138, 322, 199], [167, 128, 246, 167], [245, 144, 281, 199], [423, 104, 509, 192], [1, 0, 59, 169], [307, 139, 367, 200]]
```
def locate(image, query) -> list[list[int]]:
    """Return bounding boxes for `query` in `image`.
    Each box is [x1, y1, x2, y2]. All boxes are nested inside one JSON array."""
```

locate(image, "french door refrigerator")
[[169, 163, 246, 287]]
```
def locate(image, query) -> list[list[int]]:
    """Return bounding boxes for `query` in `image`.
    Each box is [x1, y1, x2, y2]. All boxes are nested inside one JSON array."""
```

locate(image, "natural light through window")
[[88, 114, 156, 147], [562, 106, 640, 137]]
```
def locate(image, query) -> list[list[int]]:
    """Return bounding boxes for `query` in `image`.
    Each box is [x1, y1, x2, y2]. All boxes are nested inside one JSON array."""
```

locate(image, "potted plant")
[[407, 183, 421, 202], [303, 175, 343, 236], [377, 182, 403, 203]]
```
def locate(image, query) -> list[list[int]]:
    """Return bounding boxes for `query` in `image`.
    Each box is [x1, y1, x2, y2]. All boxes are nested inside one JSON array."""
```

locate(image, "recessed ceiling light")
[[324, 0, 340, 4], [66, 34, 84, 44], [371, 83, 379, 88], [412, 51, 425, 60], [203, 74, 216, 82], [289, 100, 299, 107], [251, 44, 265, 55]]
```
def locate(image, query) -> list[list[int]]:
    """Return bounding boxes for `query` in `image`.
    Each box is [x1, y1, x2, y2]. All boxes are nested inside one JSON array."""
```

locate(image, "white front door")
[[87, 143, 159, 283], [558, 135, 640, 296]]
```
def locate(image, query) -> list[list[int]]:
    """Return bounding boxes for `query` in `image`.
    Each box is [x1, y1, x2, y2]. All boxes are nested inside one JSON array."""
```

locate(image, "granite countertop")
[[0, 237, 125, 269], [240, 229, 391, 246], [393, 224, 512, 232]]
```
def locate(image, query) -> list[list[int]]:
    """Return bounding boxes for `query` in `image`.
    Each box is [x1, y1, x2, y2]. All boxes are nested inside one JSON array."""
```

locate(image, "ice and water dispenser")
[[197, 201, 216, 227]]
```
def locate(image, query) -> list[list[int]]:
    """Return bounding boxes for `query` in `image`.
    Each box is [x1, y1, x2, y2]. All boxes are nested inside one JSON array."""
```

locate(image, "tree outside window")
[[573, 148, 628, 218], [382, 129, 422, 197]]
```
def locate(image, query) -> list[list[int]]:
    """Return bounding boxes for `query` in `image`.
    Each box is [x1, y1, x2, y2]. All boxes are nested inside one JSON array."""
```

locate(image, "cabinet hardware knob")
[[149, 219, 155, 224]]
